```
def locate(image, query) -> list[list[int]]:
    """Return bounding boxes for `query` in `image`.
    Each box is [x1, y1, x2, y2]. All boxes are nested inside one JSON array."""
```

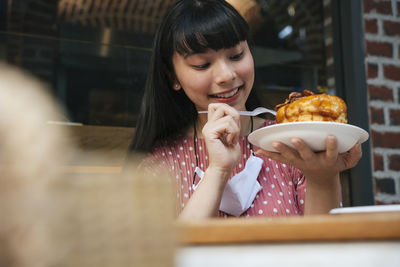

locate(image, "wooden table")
[[176, 212, 400, 267]]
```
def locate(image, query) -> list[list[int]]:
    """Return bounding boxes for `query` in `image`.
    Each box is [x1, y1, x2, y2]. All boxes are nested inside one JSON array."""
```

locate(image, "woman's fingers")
[[290, 137, 315, 161], [325, 135, 339, 165], [207, 103, 240, 125]]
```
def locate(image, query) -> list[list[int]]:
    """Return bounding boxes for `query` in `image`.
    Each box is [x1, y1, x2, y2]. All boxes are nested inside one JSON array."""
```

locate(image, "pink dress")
[[144, 120, 306, 217]]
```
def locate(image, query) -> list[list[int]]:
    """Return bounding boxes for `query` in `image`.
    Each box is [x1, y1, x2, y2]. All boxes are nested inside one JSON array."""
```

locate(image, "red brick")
[[390, 109, 400, 125], [373, 153, 384, 171], [366, 41, 393, 57], [375, 177, 396, 194], [367, 63, 378, 78], [370, 107, 384, 124], [371, 130, 400, 148], [383, 20, 400, 36], [389, 154, 400, 170], [383, 64, 400, 81], [364, 19, 378, 34], [364, 0, 393, 15], [368, 84, 393, 101]]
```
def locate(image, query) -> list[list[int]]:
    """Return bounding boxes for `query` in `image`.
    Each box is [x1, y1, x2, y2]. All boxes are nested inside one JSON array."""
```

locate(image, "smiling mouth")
[[210, 86, 242, 99]]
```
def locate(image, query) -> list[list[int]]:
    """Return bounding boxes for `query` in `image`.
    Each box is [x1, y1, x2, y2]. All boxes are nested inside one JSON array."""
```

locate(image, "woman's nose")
[[214, 60, 237, 85]]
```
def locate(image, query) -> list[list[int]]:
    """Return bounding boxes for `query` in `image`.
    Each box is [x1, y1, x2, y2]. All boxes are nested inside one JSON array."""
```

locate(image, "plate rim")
[[248, 121, 369, 152]]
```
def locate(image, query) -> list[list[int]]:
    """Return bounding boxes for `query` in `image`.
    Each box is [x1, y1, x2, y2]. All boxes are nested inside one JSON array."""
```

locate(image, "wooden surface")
[[177, 212, 400, 244]]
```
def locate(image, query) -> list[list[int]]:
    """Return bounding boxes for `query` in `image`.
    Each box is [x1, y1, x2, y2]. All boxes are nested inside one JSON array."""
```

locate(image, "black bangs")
[[172, 0, 249, 55]]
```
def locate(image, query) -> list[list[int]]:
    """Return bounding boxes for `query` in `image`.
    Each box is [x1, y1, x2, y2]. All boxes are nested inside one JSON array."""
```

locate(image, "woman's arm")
[[256, 136, 362, 214], [178, 103, 241, 221]]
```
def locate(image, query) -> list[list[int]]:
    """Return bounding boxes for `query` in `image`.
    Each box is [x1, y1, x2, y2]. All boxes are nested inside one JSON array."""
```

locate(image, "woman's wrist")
[[205, 165, 233, 184]]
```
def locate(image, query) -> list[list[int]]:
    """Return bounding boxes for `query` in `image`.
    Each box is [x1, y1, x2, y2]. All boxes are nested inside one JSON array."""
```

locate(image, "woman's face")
[[172, 41, 254, 112]]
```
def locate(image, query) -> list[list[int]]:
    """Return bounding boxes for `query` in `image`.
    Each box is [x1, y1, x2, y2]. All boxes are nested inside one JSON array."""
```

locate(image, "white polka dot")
[[177, 154, 180, 158], [277, 200, 281, 204], [263, 201, 268, 205], [300, 199, 304, 204], [187, 170, 190, 174], [268, 192, 272, 197], [184, 193, 188, 198], [263, 177, 267, 181], [189, 147, 193, 151], [162, 153, 166, 156], [174, 160, 177, 163], [180, 146, 183, 150], [247, 144, 251, 149], [282, 164, 287, 167], [243, 154, 247, 159], [273, 208, 278, 213], [286, 209, 290, 213], [200, 163, 203, 168], [185, 155, 189, 158], [171, 166, 175, 170], [289, 181, 293, 186], [176, 175, 179, 179], [192, 163, 195, 167], [181, 203, 185, 207], [199, 146, 202, 150], [239, 163, 242, 168], [184, 140, 187, 143], [251, 204, 254, 208], [258, 209, 263, 214], [266, 167, 270, 172], [275, 164, 279, 168], [279, 192, 283, 196], [205, 156, 208, 160], [268, 158, 272, 161], [281, 182, 285, 186], [288, 199, 292, 204], [183, 177, 187, 181], [271, 184, 275, 188], [281, 173, 285, 177], [168, 151, 172, 155], [273, 175, 277, 179], [189, 186, 192, 191], [181, 162, 186, 166]]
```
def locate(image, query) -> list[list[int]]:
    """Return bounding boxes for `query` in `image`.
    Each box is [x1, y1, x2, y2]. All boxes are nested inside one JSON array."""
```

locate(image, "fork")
[[198, 107, 276, 116]]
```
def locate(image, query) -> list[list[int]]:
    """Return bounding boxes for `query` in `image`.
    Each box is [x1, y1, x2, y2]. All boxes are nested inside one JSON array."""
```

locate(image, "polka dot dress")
[[144, 120, 306, 217]]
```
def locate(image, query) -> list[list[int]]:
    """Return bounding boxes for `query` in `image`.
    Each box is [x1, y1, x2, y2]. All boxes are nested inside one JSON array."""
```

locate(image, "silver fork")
[[198, 107, 276, 116]]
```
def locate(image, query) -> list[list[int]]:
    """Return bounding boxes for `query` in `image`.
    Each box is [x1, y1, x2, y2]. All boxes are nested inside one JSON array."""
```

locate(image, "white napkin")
[[219, 154, 263, 216], [192, 154, 263, 216]]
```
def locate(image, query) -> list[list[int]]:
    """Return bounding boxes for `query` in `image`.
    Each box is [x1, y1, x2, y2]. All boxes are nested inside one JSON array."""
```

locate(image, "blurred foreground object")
[[0, 63, 175, 267]]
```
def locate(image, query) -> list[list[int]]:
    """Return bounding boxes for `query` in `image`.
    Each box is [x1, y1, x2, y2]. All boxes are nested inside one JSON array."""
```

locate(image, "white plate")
[[329, 204, 400, 214], [248, 122, 369, 153]]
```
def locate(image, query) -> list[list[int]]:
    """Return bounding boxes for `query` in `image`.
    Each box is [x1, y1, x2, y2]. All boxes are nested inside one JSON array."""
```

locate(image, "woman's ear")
[[173, 82, 181, 91]]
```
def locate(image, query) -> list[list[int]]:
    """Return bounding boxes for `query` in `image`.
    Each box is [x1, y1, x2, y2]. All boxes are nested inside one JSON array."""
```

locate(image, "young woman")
[[130, 0, 362, 220]]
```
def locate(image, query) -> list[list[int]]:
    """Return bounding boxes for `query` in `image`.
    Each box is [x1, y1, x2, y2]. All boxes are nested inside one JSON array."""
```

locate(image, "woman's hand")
[[256, 136, 362, 214], [202, 103, 241, 175], [256, 136, 362, 186]]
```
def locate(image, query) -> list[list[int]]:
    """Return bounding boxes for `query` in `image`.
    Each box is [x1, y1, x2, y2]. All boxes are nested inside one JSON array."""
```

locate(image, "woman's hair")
[[130, 0, 259, 152]]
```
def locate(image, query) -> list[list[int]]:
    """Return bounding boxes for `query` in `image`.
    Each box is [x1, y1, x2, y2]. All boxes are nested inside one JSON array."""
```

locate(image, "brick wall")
[[364, 0, 400, 204]]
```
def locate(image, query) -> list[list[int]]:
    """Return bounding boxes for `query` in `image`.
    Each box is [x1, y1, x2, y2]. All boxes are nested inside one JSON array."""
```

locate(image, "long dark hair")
[[130, 0, 259, 153]]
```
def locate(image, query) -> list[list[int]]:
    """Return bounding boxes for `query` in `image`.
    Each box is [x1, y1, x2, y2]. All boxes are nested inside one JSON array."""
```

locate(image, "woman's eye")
[[192, 63, 210, 70], [230, 51, 244, 60]]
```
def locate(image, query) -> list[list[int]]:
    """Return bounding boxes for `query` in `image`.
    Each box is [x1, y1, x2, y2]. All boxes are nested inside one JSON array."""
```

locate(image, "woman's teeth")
[[212, 88, 239, 98]]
